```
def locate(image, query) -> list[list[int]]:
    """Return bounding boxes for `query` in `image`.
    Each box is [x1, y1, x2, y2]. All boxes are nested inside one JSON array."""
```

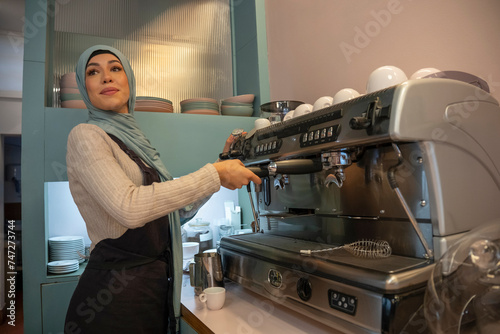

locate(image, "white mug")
[[312, 96, 333, 111], [283, 110, 295, 121], [293, 103, 313, 118], [366, 65, 407, 94], [199, 287, 226, 310], [332, 88, 360, 105], [255, 118, 271, 130]]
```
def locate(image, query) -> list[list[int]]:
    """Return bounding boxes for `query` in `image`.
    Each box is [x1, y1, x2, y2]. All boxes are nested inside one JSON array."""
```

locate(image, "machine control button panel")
[[328, 289, 357, 315], [301, 124, 341, 147], [256, 108, 343, 141], [255, 139, 282, 156]]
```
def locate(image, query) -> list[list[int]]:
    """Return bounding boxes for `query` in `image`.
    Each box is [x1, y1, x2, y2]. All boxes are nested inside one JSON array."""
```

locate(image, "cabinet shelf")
[[47, 262, 87, 282]]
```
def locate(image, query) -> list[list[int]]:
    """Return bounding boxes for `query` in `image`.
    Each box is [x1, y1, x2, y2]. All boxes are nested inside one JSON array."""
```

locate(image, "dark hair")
[[86, 49, 119, 66]]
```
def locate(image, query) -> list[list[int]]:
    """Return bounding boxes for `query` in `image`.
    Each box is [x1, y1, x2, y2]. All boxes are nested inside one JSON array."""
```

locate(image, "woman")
[[64, 45, 260, 333]]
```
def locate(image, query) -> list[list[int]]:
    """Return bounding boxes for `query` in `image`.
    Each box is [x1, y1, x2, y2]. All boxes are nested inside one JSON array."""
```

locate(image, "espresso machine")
[[219, 77, 500, 333]]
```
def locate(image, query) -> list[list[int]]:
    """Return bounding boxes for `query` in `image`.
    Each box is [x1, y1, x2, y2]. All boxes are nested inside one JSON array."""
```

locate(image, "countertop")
[[180, 275, 339, 334]]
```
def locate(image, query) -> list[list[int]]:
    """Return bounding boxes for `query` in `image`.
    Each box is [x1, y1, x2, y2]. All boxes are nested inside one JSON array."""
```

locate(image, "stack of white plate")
[[180, 98, 220, 115], [47, 260, 80, 274], [135, 96, 174, 113], [49, 236, 85, 264]]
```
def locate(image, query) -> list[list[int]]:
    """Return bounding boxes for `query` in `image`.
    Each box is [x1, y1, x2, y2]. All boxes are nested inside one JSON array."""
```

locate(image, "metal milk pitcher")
[[189, 252, 224, 295]]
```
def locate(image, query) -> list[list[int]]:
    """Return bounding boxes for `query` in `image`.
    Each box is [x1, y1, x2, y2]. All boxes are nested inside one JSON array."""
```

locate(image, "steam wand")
[[388, 143, 434, 260], [247, 182, 261, 233]]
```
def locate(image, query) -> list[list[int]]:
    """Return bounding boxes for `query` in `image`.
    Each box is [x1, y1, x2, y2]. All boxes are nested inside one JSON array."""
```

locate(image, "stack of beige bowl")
[[220, 94, 254, 116], [135, 96, 174, 113], [60, 72, 86, 109], [180, 98, 219, 115]]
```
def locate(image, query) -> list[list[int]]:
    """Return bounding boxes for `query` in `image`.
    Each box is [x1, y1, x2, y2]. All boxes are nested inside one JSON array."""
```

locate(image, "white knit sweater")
[[66, 123, 221, 251]]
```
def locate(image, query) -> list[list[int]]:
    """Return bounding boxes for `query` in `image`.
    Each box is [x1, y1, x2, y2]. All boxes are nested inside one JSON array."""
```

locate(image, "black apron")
[[65, 134, 176, 334]]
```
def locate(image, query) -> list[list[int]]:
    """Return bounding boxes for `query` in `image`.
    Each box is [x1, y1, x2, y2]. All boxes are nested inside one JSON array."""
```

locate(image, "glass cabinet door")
[[48, 0, 233, 112]]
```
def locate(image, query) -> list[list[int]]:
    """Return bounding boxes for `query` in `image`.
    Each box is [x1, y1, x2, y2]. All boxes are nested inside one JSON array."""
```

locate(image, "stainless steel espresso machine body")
[[219, 78, 500, 333]]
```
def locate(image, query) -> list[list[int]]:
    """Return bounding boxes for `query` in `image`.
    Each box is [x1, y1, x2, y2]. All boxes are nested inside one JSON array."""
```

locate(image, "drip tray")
[[220, 233, 433, 293]]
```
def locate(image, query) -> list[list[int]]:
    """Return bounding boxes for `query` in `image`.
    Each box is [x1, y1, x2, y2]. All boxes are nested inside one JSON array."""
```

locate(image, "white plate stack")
[[47, 260, 80, 274], [49, 236, 85, 264]]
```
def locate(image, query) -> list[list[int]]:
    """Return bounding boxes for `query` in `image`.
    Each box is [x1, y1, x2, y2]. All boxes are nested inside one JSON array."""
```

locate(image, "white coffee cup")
[[182, 242, 199, 260], [410, 67, 441, 80], [366, 65, 407, 94], [254, 118, 271, 130], [283, 110, 295, 121], [199, 287, 226, 310], [312, 96, 334, 111], [293, 103, 313, 118], [332, 88, 360, 105]]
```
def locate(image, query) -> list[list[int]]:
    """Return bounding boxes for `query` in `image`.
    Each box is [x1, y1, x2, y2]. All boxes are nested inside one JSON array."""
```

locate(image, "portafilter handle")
[[246, 166, 269, 178], [247, 159, 323, 177]]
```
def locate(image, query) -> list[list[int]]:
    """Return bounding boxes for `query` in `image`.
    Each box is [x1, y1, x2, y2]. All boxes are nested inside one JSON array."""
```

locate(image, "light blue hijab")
[[76, 45, 183, 322], [75, 44, 172, 182]]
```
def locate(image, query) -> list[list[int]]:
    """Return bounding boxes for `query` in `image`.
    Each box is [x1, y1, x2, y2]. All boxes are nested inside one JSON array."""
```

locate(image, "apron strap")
[[107, 133, 178, 334], [107, 133, 159, 183], [164, 248, 177, 334]]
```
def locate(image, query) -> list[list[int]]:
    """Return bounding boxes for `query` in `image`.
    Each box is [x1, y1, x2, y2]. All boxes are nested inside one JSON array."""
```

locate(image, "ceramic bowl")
[[366, 66, 407, 94], [255, 118, 271, 129], [410, 67, 442, 80], [60, 87, 81, 95], [60, 93, 83, 102], [312, 96, 334, 111], [221, 101, 252, 107], [223, 94, 255, 104], [61, 100, 86, 109], [60, 72, 78, 88], [220, 105, 254, 116], [332, 88, 360, 105], [180, 97, 218, 105], [283, 110, 295, 121], [293, 104, 313, 118], [180, 102, 219, 111], [182, 242, 199, 259]]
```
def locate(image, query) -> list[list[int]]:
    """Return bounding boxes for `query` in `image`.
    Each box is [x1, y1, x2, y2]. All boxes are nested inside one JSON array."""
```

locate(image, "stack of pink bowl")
[[135, 96, 173, 113], [180, 98, 219, 115], [220, 94, 254, 116], [60, 72, 86, 109]]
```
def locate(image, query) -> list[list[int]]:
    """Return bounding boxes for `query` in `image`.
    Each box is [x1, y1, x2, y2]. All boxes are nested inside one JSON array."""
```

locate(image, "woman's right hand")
[[213, 159, 262, 190]]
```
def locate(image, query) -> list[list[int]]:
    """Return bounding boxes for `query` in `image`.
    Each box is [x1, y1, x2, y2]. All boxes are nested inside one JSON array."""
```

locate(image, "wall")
[[265, 0, 500, 104], [0, 32, 23, 136], [0, 25, 24, 320]]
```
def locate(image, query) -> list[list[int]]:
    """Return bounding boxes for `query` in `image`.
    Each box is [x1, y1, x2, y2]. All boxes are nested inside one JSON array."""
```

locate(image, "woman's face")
[[85, 53, 130, 114]]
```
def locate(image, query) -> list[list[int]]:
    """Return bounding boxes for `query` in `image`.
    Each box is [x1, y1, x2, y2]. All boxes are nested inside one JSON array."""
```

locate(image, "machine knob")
[[349, 116, 371, 130], [297, 277, 312, 301]]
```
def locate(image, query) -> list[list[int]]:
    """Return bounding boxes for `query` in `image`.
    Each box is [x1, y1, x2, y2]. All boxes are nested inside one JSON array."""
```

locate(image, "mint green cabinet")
[[41, 280, 78, 334], [180, 317, 199, 334]]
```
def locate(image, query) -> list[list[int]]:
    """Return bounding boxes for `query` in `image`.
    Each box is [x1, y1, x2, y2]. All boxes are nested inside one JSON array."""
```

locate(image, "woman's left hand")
[[221, 131, 247, 155]]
